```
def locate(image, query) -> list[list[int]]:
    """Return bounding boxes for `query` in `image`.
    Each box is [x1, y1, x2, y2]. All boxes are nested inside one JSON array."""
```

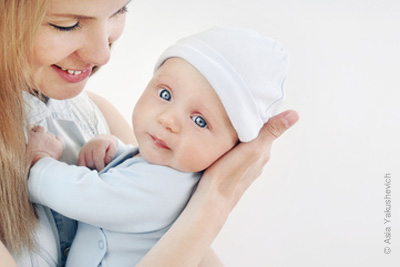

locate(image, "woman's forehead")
[[47, 0, 130, 18]]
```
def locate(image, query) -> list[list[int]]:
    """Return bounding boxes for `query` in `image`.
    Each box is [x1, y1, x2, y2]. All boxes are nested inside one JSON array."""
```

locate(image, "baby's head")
[[132, 27, 288, 173]]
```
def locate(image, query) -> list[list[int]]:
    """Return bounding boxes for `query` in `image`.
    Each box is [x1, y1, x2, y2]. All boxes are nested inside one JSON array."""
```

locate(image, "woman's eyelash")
[[113, 6, 129, 17], [48, 22, 81, 32], [48, 6, 127, 32]]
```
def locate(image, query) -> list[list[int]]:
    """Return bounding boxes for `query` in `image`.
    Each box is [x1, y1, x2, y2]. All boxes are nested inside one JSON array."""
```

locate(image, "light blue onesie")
[[28, 141, 201, 267], [17, 91, 110, 267]]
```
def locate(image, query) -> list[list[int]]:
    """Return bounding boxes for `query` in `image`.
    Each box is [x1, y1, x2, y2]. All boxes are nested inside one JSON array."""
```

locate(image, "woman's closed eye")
[[48, 22, 81, 32], [159, 88, 172, 101], [192, 115, 208, 128]]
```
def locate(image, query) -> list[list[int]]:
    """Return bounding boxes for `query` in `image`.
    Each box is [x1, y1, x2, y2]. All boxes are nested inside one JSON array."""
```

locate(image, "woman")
[[0, 0, 298, 266]]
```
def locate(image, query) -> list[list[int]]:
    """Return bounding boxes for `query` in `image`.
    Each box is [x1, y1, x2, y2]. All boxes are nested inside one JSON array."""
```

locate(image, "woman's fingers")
[[259, 110, 299, 143], [202, 110, 299, 210], [232, 110, 299, 205], [245, 109, 299, 178]]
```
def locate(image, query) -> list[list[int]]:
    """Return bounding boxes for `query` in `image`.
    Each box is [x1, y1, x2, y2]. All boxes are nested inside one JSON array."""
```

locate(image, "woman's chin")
[[37, 84, 87, 100]]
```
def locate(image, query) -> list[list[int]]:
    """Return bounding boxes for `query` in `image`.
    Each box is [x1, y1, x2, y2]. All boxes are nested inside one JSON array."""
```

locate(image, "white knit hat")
[[154, 27, 289, 142]]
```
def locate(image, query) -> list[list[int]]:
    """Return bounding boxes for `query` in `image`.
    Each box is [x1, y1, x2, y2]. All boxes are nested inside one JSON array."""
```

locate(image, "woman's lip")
[[150, 134, 170, 150], [52, 65, 92, 83]]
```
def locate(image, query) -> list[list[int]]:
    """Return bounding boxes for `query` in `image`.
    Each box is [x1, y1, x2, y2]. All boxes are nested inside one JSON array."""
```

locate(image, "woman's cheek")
[[109, 16, 126, 44]]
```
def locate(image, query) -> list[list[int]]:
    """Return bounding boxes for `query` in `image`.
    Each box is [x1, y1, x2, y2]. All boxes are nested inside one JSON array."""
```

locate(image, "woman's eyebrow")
[[47, 0, 132, 20], [46, 13, 95, 20]]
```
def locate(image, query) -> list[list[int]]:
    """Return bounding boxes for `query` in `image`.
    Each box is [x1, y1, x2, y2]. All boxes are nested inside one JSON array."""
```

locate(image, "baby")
[[28, 27, 288, 266]]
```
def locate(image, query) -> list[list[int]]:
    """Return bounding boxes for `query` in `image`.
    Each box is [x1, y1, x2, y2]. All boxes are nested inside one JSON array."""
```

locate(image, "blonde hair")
[[0, 0, 50, 254]]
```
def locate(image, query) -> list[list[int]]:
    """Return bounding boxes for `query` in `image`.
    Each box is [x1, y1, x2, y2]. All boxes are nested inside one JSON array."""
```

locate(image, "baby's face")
[[132, 58, 238, 172]]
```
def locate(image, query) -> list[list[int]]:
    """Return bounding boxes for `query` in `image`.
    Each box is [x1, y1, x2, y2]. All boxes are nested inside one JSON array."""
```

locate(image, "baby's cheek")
[[188, 149, 215, 173], [203, 140, 233, 167]]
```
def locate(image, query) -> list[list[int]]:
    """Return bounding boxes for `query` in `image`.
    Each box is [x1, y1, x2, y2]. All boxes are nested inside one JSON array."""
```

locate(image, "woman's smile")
[[51, 64, 92, 83]]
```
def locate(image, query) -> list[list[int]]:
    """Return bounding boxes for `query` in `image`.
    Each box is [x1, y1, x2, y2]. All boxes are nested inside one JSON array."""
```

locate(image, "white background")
[[86, 0, 400, 266]]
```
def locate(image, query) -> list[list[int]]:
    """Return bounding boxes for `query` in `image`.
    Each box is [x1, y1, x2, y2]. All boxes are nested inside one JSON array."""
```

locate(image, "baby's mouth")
[[150, 135, 171, 150]]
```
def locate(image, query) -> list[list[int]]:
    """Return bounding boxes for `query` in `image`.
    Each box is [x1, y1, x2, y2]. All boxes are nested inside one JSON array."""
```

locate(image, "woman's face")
[[30, 0, 130, 100]]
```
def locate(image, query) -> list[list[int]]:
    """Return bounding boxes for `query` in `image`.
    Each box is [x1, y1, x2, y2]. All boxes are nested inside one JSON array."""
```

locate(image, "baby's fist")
[[28, 125, 64, 166]]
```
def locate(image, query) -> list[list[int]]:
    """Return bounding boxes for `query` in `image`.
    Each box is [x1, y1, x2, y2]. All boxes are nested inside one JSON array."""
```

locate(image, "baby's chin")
[[138, 150, 205, 173]]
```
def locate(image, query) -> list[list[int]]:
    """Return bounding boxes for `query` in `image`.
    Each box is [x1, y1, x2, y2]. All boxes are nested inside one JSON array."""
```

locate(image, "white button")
[[98, 240, 104, 249]]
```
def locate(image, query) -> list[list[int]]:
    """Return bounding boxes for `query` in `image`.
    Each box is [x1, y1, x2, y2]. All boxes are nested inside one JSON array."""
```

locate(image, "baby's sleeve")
[[28, 156, 200, 233]]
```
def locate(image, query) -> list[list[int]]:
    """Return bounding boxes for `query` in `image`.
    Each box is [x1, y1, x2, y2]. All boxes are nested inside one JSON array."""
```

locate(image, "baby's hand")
[[28, 125, 64, 167], [78, 134, 117, 171]]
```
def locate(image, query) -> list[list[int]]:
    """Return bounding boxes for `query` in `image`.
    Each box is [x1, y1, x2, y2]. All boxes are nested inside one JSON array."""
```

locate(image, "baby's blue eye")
[[159, 88, 171, 101], [192, 115, 207, 128]]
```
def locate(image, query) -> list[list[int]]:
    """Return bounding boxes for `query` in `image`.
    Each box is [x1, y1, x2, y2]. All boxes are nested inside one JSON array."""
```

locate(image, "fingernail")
[[282, 111, 299, 128], [281, 115, 290, 128], [31, 125, 40, 132]]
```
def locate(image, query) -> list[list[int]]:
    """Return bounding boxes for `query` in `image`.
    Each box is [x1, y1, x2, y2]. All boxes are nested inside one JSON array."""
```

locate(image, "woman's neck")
[[30, 89, 49, 103]]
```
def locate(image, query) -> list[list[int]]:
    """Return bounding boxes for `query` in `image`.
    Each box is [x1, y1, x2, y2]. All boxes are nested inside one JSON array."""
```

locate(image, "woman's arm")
[[86, 91, 137, 146], [137, 110, 299, 266], [199, 249, 224, 267], [0, 241, 17, 267]]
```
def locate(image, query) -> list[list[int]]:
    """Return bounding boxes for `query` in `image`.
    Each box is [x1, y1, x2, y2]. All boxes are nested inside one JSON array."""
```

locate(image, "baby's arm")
[[28, 125, 63, 167], [29, 143, 192, 233], [77, 134, 117, 171]]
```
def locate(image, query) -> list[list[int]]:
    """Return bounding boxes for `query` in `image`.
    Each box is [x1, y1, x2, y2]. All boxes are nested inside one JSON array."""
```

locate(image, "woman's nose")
[[76, 26, 111, 66], [158, 110, 181, 134]]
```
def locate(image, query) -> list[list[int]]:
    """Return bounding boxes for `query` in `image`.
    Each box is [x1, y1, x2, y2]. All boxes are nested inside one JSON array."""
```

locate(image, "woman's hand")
[[138, 110, 299, 267], [201, 109, 299, 212]]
